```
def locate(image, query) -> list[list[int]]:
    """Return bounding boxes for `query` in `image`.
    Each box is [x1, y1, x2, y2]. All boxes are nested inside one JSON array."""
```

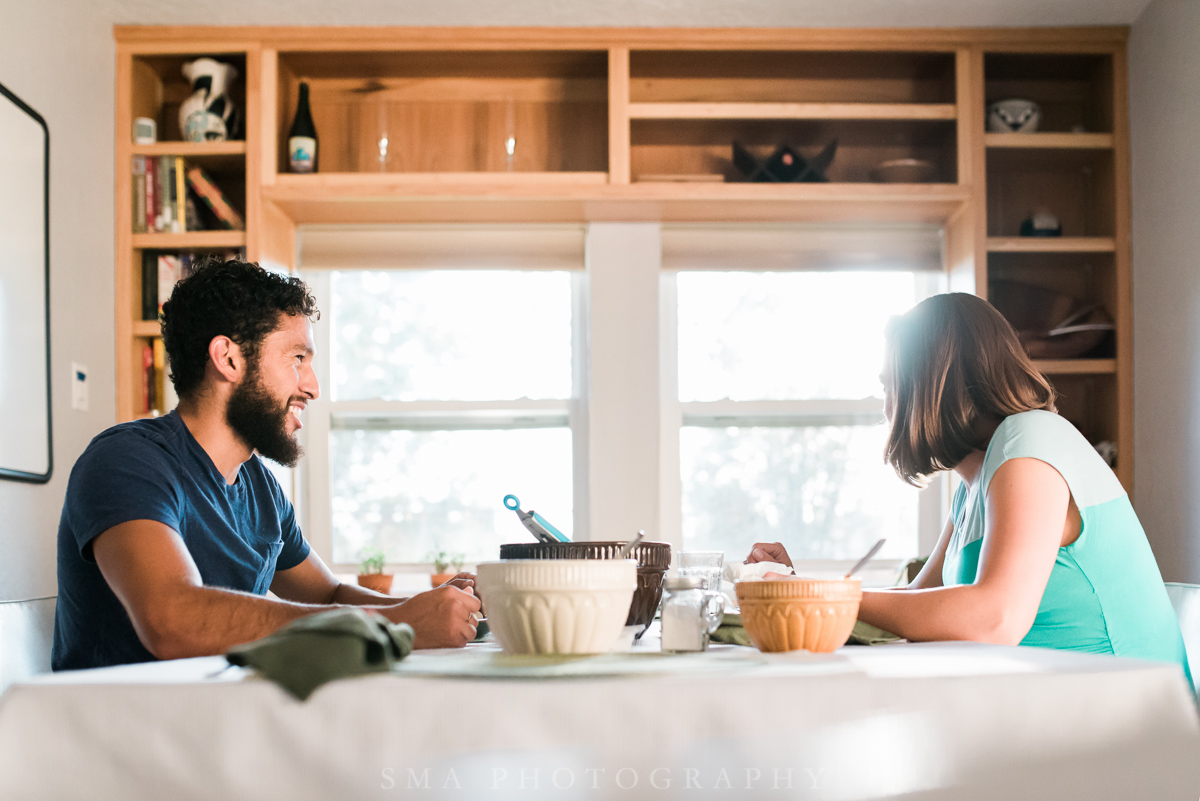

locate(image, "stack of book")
[[131, 156, 245, 233], [141, 249, 243, 320]]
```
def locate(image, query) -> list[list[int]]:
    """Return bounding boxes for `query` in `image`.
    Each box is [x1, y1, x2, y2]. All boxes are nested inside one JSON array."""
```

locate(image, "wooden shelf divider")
[[985, 132, 1114, 150], [131, 231, 247, 249], [1033, 359, 1117, 375], [132, 320, 161, 337], [987, 237, 1116, 253], [628, 102, 957, 121], [131, 141, 246, 157]]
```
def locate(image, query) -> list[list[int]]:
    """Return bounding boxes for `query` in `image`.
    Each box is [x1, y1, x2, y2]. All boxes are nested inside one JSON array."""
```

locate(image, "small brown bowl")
[[735, 578, 862, 653], [499, 541, 671, 636]]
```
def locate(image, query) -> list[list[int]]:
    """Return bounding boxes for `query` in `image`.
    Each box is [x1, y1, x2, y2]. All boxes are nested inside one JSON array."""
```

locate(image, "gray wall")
[[0, 3, 114, 603], [1130, 0, 1200, 583]]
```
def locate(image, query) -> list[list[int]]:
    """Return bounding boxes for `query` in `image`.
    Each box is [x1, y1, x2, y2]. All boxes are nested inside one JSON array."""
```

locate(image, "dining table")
[[0, 632, 1196, 801]]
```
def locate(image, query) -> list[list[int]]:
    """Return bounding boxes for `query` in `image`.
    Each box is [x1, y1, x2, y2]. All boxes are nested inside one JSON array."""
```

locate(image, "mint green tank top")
[[943, 410, 1191, 682]]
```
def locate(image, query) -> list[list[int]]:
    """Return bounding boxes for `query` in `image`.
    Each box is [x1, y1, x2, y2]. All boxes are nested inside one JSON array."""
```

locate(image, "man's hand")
[[439, 572, 483, 615], [745, 541, 793, 568], [381, 584, 481, 649]]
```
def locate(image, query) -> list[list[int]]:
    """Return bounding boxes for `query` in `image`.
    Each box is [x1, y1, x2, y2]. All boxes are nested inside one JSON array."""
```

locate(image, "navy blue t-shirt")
[[52, 411, 311, 671]]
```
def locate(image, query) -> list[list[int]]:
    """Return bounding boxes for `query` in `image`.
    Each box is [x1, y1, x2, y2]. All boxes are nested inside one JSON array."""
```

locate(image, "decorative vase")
[[357, 573, 394, 595], [431, 573, 455, 587], [179, 58, 241, 142]]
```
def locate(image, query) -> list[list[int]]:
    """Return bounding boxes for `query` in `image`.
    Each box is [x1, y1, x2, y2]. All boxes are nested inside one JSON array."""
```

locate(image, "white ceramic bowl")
[[476, 559, 637, 655]]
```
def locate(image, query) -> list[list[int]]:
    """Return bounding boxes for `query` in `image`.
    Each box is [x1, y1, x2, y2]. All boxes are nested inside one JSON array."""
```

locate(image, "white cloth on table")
[[0, 641, 1196, 800]]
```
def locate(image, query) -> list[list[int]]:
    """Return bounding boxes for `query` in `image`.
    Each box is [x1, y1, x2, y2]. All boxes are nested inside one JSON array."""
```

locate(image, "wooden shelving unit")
[[113, 26, 1133, 490], [115, 45, 254, 421], [980, 48, 1130, 486]]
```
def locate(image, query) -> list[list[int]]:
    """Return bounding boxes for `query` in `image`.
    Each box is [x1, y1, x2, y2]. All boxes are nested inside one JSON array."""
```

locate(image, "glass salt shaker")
[[660, 576, 724, 653]]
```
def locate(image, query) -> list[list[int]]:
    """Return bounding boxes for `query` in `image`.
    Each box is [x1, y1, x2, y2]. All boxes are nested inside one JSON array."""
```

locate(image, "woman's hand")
[[745, 542, 793, 568]]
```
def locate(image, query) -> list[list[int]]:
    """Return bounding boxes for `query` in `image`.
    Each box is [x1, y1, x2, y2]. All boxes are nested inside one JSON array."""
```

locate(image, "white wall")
[[1130, 0, 1200, 583], [104, 0, 1152, 28], [0, 3, 115, 602]]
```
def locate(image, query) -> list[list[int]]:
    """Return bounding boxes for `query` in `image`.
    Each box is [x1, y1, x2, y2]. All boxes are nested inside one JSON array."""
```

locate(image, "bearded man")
[[52, 258, 480, 671]]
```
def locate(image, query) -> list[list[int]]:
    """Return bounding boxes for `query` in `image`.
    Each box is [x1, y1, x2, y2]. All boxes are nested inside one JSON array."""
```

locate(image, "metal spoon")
[[844, 538, 886, 578], [616, 530, 645, 560]]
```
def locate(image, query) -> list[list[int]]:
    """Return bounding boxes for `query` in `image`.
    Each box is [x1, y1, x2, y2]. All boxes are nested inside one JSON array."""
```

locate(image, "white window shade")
[[299, 224, 586, 271], [661, 223, 944, 273]]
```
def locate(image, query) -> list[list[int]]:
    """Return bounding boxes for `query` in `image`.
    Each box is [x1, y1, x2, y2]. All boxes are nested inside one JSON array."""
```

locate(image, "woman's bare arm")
[[856, 458, 1067, 644]]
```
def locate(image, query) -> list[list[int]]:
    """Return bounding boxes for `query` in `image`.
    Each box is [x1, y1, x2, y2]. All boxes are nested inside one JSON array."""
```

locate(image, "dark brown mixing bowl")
[[498, 541, 672, 637]]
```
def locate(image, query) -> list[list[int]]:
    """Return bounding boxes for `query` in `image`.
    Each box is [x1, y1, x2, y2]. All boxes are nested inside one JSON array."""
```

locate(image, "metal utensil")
[[616, 530, 645, 560], [845, 538, 886, 578]]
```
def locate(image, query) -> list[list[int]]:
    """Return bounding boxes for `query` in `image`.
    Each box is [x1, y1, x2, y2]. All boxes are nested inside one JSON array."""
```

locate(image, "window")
[[298, 226, 586, 569], [672, 270, 939, 562], [296, 223, 947, 575]]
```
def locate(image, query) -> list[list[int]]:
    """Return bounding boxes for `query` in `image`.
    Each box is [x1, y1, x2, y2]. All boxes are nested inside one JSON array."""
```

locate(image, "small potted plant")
[[428, 551, 466, 587], [357, 546, 393, 595]]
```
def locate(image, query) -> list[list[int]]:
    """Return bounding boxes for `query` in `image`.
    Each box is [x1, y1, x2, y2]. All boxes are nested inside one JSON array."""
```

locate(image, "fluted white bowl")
[[476, 559, 637, 655]]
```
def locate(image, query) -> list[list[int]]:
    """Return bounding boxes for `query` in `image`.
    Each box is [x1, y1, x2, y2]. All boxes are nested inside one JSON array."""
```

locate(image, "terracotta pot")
[[736, 578, 861, 653], [431, 573, 455, 587], [357, 573, 394, 595]]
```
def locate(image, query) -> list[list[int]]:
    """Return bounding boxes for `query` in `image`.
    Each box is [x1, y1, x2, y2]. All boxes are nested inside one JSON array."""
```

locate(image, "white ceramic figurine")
[[179, 58, 241, 142]]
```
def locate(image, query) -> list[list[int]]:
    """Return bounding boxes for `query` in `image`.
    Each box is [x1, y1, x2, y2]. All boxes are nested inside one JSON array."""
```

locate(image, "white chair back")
[[1164, 582, 1200, 695], [0, 597, 56, 696]]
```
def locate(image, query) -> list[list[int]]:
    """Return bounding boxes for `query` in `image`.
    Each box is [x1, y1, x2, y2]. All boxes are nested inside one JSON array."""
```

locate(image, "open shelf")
[[276, 50, 608, 175], [985, 52, 1114, 134], [631, 118, 957, 184], [130, 52, 247, 143], [630, 50, 957, 104], [986, 148, 1115, 237], [132, 231, 246, 249], [987, 236, 1115, 252], [1050, 373, 1119, 451], [629, 102, 956, 120]]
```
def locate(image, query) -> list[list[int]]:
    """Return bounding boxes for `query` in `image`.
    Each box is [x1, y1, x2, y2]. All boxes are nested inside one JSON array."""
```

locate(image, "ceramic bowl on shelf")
[[475, 559, 638, 655], [498, 541, 671, 637], [735, 578, 862, 653], [870, 158, 936, 183]]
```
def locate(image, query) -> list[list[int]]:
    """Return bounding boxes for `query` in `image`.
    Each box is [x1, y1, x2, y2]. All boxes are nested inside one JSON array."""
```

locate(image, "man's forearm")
[[145, 584, 371, 659], [330, 582, 405, 606]]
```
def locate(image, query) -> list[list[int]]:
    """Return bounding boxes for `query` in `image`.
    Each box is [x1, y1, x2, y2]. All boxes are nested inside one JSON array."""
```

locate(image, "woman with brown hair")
[[748, 293, 1190, 677]]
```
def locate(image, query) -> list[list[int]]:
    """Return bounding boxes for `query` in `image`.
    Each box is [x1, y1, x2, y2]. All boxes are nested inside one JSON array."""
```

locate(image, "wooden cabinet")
[[113, 26, 1133, 489], [980, 49, 1129, 484]]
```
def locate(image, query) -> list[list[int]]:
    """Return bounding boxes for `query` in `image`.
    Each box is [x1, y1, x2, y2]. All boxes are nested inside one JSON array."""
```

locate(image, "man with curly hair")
[[52, 258, 481, 670]]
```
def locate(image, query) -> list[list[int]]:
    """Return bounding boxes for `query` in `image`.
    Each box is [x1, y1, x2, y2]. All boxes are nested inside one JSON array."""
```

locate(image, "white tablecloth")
[[0, 641, 1196, 801]]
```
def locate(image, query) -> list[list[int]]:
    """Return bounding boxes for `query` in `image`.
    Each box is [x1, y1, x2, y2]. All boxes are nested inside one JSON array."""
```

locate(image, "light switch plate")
[[71, 362, 88, 411]]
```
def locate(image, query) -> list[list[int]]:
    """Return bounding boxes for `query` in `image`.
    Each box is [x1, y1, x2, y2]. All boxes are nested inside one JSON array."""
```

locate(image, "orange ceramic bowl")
[[735, 578, 862, 653]]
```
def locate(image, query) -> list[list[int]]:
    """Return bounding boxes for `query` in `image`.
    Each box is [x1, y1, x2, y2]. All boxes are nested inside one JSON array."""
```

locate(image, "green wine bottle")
[[288, 82, 318, 173]]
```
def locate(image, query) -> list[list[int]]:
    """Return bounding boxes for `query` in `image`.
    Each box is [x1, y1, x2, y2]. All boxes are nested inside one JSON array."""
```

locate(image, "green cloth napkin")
[[226, 608, 414, 700], [707, 612, 901, 648]]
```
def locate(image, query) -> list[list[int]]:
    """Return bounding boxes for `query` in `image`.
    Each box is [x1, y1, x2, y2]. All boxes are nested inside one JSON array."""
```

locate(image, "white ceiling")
[[103, 0, 1155, 29]]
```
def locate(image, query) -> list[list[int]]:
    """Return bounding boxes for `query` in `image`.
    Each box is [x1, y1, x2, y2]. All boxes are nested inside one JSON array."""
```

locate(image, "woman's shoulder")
[[997, 409, 1078, 440], [986, 410, 1124, 504]]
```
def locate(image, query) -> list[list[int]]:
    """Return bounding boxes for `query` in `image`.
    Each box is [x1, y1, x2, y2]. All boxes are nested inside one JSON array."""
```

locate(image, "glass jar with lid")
[[660, 575, 724, 653]]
